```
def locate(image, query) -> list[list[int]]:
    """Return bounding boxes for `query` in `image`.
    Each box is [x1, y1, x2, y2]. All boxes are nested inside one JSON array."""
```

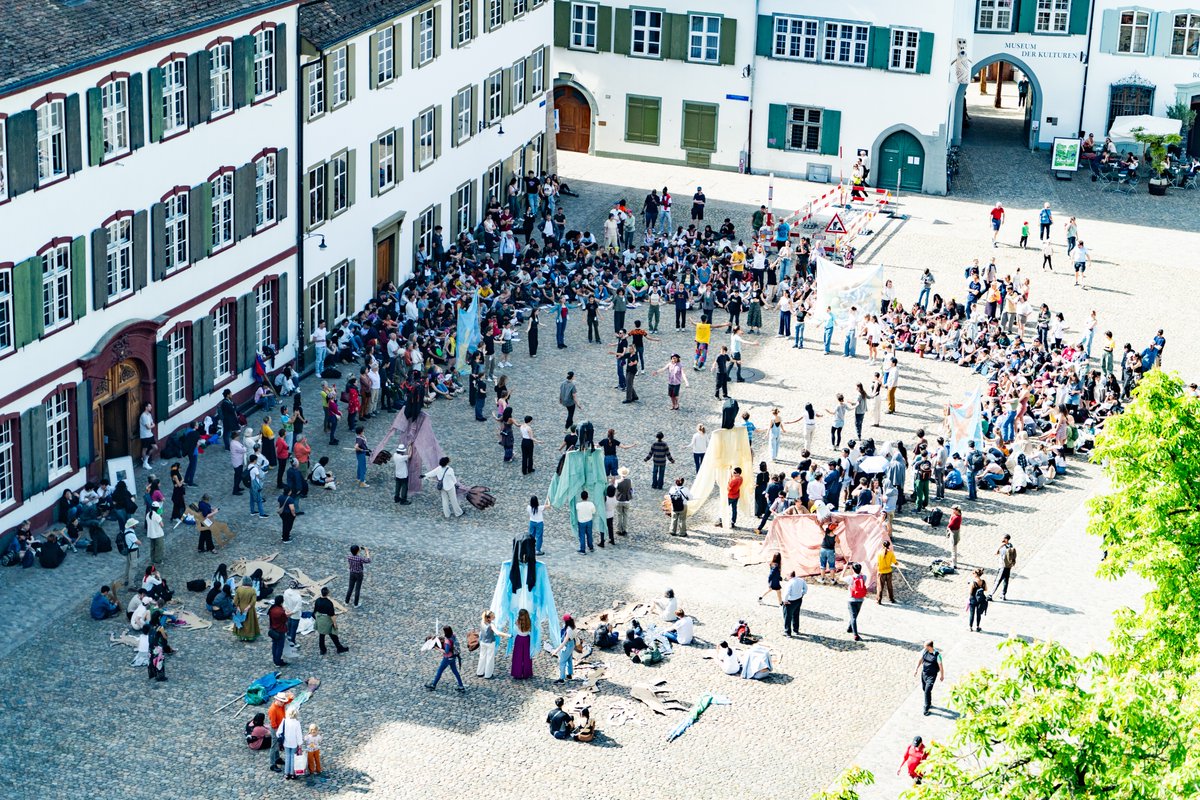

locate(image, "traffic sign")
[[825, 213, 848, 234]]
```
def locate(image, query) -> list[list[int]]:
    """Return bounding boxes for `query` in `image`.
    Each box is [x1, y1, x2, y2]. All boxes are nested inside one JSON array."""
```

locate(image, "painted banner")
[[455, 291, 481, 374], [814, 258, 884, 329], [947, 386, 985, 457]]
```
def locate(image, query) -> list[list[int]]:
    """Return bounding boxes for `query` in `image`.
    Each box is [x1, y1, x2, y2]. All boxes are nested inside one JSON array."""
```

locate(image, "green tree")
[[813, 766, 875, 800]]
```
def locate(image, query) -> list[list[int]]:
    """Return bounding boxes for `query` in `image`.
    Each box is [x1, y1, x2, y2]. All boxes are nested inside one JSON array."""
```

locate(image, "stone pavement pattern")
[[0, 155, 1194, 800]]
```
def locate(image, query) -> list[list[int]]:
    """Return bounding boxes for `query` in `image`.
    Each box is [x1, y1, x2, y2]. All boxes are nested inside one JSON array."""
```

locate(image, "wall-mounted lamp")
[[478, 120, 506, 135], [304, 233, 327, 250]]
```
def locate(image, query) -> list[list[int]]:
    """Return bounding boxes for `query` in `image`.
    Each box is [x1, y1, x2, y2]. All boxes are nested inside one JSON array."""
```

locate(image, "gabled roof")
[[299, 0, 426, 50]]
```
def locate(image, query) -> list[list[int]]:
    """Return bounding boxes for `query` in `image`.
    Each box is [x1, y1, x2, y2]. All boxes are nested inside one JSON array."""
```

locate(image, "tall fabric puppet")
[[687, 399, 755, 524], [490, 532, 560, 655], [547, 422, 608, 529], [455, 292, 482, 375]]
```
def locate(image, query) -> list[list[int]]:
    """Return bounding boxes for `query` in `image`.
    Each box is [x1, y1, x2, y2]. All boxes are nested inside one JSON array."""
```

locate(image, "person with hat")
[[267, 693, 290, 772], [122, 518, 141, 586], [691, 187, 706, 222], [392, 443, 411, 504], [145, 501, 165, 565], [898, 735, 928, 784]]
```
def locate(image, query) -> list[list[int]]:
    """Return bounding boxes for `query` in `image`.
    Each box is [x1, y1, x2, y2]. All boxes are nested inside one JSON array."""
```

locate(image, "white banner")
[[814, 258, 884, 330], [947, 387, 985, 457]]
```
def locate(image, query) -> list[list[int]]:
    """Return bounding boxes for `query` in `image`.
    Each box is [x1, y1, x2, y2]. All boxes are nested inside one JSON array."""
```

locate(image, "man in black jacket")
[[219, 389, 240, 450], [181, 422, 203, 486]]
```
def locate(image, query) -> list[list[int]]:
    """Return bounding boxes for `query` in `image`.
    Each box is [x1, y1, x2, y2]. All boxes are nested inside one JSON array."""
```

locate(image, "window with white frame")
[[162, 58, 187, 134], [689, 15, 720, 63], [0, 120, 7, 201], [488, 0, 503, 30], [41, 243, 71, 329], [1035, 0, 1069, 33], [456, 86, 472, 142], [455, 181, 473, 235], [211, 172, 234, 251], [331, 152, 349, 215], [213, 302, 232, 381], [36, 99, 66, 183], [106, 216, 134, 299], [0, 271, 12, 355], [418, 108, 436, 168], [823, 22, 869, 65], [571, 3, 598, 49], [774, 16, 819, 60], [306, 61, 325, 118], [307, 165, 326, 227], [307, 280, 324, 343], [164, 191, 189, 272], [532, 48, 545, 93], [787, 106, 822, 152], [331, 47, 349, 107], [166, 327, 188, 408], [332, 262, 349, 320], [514, 0, 527, 14], [45, 390, 72, 479], [631, 9, 662, 57], [890, 28, 920, 71], [1172, 13, 1200, 56], [253, 27, 276, 99], [210, 42, 233, 116], [532, 132, 544, 174], [255, 153, 277, 229], [486, 71, 503, 121], [378, 130, 396, 190], [976, 0, 1014, 32], [485, 162, 502, 201], [457, 0, 473, 45], [254, 281, 273, 352], [1118, 10, 1150, 54], [100, 78, 129, 158], [512, 60, 525, 107], [418, 8, 436, 65], [0, 420, 13, 508], [416, 206, 436, 257], [377, 26, 395, 84]]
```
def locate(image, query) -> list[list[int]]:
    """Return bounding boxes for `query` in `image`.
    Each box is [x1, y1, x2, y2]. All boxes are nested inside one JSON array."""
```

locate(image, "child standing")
[[304, 724, 323, 775], [1019, 221, 1029, 248]]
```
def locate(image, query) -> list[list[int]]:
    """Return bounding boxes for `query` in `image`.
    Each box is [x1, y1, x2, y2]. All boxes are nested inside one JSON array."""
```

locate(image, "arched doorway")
[[952, 54, 1042, 150], [554, 85, 591, 153], [91, 358, 146, 466], [879, 130, 925, 192]]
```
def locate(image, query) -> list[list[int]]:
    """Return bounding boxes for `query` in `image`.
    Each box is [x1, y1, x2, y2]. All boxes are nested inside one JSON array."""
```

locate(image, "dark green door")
[[681, 101, 718, 153], [879, 130, 924, 192]]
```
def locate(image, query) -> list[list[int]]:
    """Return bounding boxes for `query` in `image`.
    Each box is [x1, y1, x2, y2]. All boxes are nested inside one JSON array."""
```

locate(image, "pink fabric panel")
[[760, 512, 888, 589]]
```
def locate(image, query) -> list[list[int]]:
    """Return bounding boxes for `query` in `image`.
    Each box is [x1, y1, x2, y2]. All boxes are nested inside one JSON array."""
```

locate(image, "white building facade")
[[298, 0, 553, 362], [0, 1, 299, 530]]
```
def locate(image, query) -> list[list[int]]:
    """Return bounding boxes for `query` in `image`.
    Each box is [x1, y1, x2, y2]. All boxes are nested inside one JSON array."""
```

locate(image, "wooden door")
[[880, 130, 925, 192], [103, 400, 130, 458], [555, 89, 590, 153], [375, 235, 394, 292], [91, 358, 144, 465]]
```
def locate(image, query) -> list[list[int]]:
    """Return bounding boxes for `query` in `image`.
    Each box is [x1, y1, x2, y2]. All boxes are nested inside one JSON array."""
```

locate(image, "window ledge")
[[251, 91, 280, 107], [253, 220, 281, 237], [101, 149, 132, 165], [161, 127, 190, 143], [35, 175, 70, 192], [209, 109, 235, 124]]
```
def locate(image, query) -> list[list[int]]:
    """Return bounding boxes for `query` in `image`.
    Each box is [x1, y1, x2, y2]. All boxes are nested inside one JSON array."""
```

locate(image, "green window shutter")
[[195, 49, 212, 124], [369, 33, 380, 89], [132, 210, 149, 291], [234, 164, 255, 240], [150, 202, 167, 280], [148, 67, 165, 142], [411, 115, 420, 172], [346, 259, 356, 311], [915, 32, 934, 74], [302, 167, 312, 228], [238, 292, 255, 369], [502, 67, 513, 116], [13, 258, 38, 347], [469, 84, 477, 133], [27, 404, 49, 495], [5, 110, 37, 197], [275, 23, 288, 93], [370, 139, 379, 197], [1097, 9, 1118, 53], [681, 102, 717, 152], [189, 182, 211, 262], [154, 340, 170, 420], [65, 93, 82, 175], [614, 8, 631, 55], [128, 73, 145, 151], [434, 106, 442, 160], [234, 35, 254, 109], [323, 272, 335, 324], [718, 17, 737, 65], [756, 15, 774, 57], [870, 26, 891, 69], [324, 161, 334, 221], [277, 273, 290, 349], [19, 409, 35, 499], [554, 1, 571, 46], [503, 0, 514, 24], [347, 44, 357, 101], [625, 96, 642, 142], [1068, 0, 1090, 35], [199, 315, 214, 394], [186, 53, 202, 127], [767, 103, 787, 149], [191, 322, 206, 399], [347, 148, 357, 206], [597, 5, 613, 52], [451, 91, 460, 148], [451, 189, 460, 235], [1016, 0, 1038, 33], [90, 227, 108, 310], [819, 109, 841, 156], [277, 147, 289, 222], [71, 235, 86, 320], [76, 381, 94, 468], [667, 13, 688, 61], [86, 87, 104, 166], [434, 6, 443, 59], [412, 17, 420, 70]]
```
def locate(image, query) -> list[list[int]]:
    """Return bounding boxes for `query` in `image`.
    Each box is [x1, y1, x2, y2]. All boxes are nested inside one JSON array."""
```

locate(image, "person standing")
[[718, 467, 743, 529], [915, 640, 945, 716], [712, 346, 733, 399], [614, 468, 633, 537], [885, 358, 900, 414], [1073, 240, 1091, 289], [1038, 202, 1053, 241], [585, 295, 601, 343], [989, 202, 1005, 248], [526, 306, 540, 357], [876, 540, 898, 604], [282, 582, 303, 647], [311, 319, 329, 378], [520, 416, 538, 475], [268, 596, 290, 667], [575, 490, 596, 554], [781, 571, 807, 637], [559, 372, 579, 429], [965, 441, 984, 501], [476, 610, 508, 679], [346, 545, 371, 607], [946, 505, 962, 568], [1065, 216, 1078, 256], [314, 587, 349, 654], [528, 496, 546, 555], [667, 478, 690, 537], [993, 534, 1016, 600], [644, 432, 674, 490], [822, 306, 836, 354], [898, 736, 929, 785], [691, 186, 706, 221], [654, 354, 689, 411], [139, 403, 158, 469], [354, 426, 370, 488], [968, 568, 989, 632], [393, 443, 411, 504], [933, 437, 949, 500], [552, 615, 578, 683], [248, 459, 267, 519], [424, 457, 464, 518], [846, 562, 867, 641], [279, 489, 298, 544], [146, 502, 165, 564], [220, 389, 240, 450], [623, 350, 640, 404], [122, 519, 141, 586], [425, 626, 467, 692], [729, 326, 757, 381], [658, 186, 673, 233]]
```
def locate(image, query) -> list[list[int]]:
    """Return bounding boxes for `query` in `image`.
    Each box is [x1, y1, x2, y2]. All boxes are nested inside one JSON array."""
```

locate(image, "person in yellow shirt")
[[877, 540, 898, 604], [691, 319, 729, 370], [730, 248, 746, 275]]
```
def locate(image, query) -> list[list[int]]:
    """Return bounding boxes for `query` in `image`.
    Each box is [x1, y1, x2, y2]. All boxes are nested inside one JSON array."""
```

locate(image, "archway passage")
[[879, 130, 925, 192], [962, 59, 1034, 147], [554, 85, 591, 153]]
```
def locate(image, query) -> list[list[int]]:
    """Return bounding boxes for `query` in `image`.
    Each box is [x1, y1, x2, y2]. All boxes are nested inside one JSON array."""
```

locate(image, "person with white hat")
[[393, 442, 412, 505], [122, 518, 140, 586], [146, 501, 165, 565]]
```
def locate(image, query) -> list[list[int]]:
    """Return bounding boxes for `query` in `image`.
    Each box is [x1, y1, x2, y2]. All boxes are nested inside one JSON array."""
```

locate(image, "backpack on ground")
[[925, 508, 944, 528], [930, 559, 955, 576], [850, 574, 868, 600]]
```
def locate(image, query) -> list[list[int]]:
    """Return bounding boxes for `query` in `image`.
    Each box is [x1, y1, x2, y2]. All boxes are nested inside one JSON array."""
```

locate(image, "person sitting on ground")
[[547, 697, 574, 740], [245, 712, 273, 751], [623, 627, 650, 659], [37, 532, 67, 569], [142, 565, 173, 603], [128, 590, 151, 629], [663, 608, 694, 645], [210, 584, 235, 621], [309, 456, 337, 491], [90, 585, 121, 620], [718, 640, 741, 675], [572, 708, 596, 742], [592, 613, 620, 649], [651, 588, 679, 622]]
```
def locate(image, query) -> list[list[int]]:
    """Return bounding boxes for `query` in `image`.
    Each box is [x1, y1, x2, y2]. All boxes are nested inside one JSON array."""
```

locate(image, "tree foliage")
[[812, 766, 875, 800]]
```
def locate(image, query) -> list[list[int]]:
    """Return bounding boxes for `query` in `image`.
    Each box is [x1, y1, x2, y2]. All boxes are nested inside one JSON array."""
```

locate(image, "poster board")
[[1051, 137, 1080, 179], [107, 456, 138, 499]]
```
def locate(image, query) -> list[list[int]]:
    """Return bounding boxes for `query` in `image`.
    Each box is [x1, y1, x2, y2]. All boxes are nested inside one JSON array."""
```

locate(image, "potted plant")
[[1132, 127, 1183, 196]]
